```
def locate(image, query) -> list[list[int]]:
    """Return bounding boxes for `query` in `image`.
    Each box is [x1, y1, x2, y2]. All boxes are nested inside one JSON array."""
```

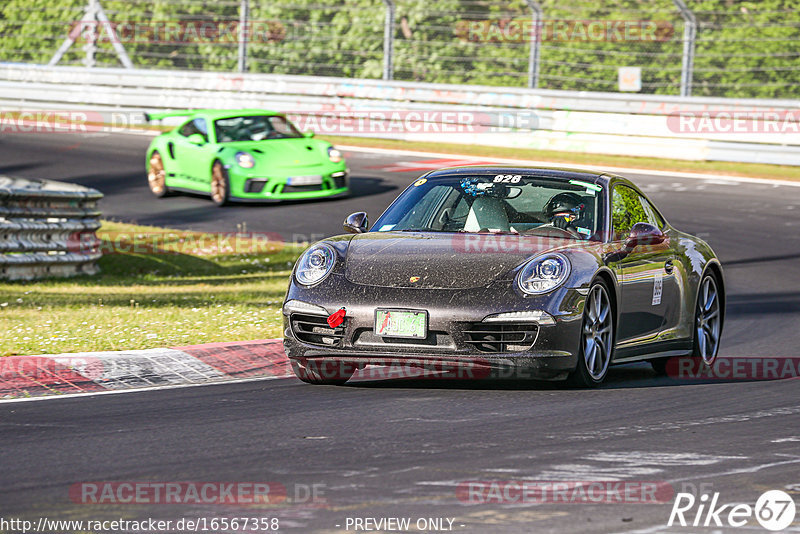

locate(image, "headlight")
[[295, 243, 336, 286], [236, 151, 255, 169], [516, 253, 571, 295], [327, 146, 343, 163]]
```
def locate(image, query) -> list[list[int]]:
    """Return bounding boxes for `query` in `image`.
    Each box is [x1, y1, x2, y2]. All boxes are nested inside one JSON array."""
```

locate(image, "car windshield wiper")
[[457, 229, 520, 235], [395, 228, 451, 232]]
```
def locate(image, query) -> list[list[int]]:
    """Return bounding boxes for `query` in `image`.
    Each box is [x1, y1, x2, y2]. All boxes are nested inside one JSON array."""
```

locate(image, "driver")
[[544, 192, 585, 232]]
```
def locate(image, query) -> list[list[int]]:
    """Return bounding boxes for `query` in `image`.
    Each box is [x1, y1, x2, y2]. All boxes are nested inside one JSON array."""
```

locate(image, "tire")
[[568, 280, 615, 387], [291, 359, 354, 386], [692, 272, 723, 365], [147, 151, 171, 197], [650, 357, 669, 376], [211, 161, 231, 206]]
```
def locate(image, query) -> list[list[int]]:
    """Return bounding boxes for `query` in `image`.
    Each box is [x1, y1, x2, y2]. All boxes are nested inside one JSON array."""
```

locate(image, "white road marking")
[[534, 463, 662, 481], [535, 452, 746, 482], [0, 374, 288, 404], [546, 405, 800, 441], [666, 456, 800, 486], [589, 452, 747, 466]]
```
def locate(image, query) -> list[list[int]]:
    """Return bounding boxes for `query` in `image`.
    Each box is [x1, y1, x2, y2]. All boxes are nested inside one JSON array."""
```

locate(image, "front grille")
[[291, 313, 345, 347], [244, 179, 267, 193], [281, 184, 323, 193], [353, 328, 455, 349], [463, 323, 538, 353], [332, 174, 347, 188]]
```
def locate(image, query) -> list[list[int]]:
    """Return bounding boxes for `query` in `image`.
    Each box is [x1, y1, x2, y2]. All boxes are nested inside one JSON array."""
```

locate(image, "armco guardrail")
[[0, 176, 103, 280], [1, 64, 799, 165]]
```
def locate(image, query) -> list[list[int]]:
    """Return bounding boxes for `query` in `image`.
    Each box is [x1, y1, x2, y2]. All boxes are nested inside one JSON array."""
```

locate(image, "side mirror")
[[606, 222, 666, 264], [187, 133, 206, 145], [304, 131, 315, 138], [624, 222, 666, 252], [344, 212, 368, 234]]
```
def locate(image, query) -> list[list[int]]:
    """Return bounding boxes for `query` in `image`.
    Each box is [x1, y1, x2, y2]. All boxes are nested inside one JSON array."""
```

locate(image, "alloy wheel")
[[147, 152, 166, 195], [211, 162, 227, 204], [696, 275, 721, 365], [582, 284, 614, 381]]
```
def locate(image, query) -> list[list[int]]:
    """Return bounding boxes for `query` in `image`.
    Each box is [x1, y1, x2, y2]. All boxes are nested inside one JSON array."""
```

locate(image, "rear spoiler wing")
[[144, 110, 195, 122]]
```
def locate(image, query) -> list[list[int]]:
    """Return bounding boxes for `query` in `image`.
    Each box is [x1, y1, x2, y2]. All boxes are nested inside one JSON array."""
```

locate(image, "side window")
[[612, 185, 648, 239], [639, 195, 665, 229], [179, 118, 208, 141]]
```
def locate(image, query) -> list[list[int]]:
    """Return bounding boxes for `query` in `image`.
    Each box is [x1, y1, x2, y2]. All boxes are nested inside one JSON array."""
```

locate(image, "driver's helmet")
[[544, 192, 585, 225]]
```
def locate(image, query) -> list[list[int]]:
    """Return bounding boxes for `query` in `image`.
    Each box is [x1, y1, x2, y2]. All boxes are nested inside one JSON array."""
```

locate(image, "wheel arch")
[[146, 145, 161, 162], [592, 267, 619, 329], [568, 267, 618, 386], [147, 135, 169, 159]]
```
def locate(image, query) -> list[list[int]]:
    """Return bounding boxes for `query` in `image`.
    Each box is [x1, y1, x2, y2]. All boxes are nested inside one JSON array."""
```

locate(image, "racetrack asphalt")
[[0, 131, 799, 533]]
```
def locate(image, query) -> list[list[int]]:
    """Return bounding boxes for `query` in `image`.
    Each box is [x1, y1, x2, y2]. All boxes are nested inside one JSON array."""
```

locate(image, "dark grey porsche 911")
[[282, 166, 725, 387]]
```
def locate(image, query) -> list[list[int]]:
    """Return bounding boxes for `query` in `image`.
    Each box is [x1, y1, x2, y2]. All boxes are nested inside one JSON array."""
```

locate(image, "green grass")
[[0, 221, 303, 356], [324, 135, 800, 182]]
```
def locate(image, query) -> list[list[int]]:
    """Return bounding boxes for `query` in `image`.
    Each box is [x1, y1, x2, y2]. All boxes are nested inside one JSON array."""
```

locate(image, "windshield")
[[372, 174, 604, 241], [214, 115, 303, 142]]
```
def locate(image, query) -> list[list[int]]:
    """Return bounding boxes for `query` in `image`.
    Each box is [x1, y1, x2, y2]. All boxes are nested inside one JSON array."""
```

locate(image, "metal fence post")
[[49, 0, 132, 68], [382, 0, 395, 80], [81, 0, 99, 67], [673, 0, 696, 97], [238, 0, 249, 73], [524, 0, 543, 89]]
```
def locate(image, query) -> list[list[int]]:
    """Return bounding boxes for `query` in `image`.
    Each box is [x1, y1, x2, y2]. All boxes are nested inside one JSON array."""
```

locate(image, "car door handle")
[[664, 260, 674, 274]]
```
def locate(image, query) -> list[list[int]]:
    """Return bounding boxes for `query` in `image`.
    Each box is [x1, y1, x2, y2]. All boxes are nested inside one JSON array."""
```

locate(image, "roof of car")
[[423, 166, 619, 186]]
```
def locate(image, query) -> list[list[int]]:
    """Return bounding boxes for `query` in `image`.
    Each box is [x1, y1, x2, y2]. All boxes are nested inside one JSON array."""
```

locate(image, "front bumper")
[[229, 166, 349, 201], [283, 275, 585, 381]]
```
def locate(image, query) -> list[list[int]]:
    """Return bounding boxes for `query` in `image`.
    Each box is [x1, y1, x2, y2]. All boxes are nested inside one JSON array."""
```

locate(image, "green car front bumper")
[[227, 165, 349, 201]]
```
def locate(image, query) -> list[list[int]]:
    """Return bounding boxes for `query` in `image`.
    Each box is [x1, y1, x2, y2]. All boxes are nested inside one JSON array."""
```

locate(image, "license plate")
[[374, 309, 427, 339], [286, 175, 322, 186]]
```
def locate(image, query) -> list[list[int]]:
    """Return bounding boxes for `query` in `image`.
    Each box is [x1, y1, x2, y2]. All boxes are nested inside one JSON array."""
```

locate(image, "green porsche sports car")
[[144, 109, 349, 206]]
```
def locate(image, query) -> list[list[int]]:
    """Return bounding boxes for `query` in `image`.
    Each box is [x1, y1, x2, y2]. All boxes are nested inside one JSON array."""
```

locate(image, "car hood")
[[343, 232, 569, 289], [226, 139, 328, 168]]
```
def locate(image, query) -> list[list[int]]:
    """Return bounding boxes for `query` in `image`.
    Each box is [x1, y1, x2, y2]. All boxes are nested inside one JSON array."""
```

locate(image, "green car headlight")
[[328, 147, 343, 163], [236, 151, 255, 169]]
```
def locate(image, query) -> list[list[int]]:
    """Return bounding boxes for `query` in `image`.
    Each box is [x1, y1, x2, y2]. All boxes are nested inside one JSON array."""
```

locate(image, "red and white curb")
[[0, 339, 290, 400]]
